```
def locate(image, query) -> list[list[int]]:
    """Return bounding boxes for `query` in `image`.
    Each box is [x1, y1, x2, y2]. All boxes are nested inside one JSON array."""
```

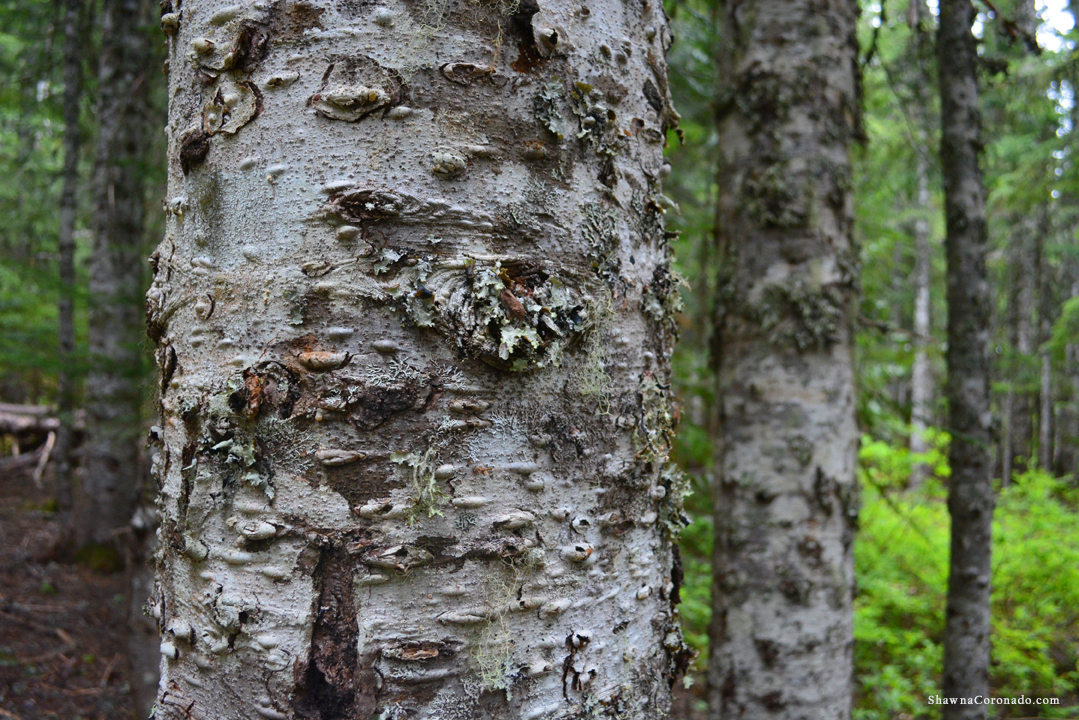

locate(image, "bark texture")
[[149, 1, 689, 718], [938, 0, 994, 717], [55, 0, 86, 506], [76, 0, 155, 547], [707, 0, 861, 717]]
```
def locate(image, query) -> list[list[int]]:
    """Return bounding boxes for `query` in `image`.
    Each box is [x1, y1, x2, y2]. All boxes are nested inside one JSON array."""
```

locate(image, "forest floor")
[[0, 464, 139, 720], [0, 458, 706, 720]]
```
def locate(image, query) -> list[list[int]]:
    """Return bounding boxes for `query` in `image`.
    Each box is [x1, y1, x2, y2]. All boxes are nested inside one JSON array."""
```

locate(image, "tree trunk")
[[55, 0, 86, 508], [910, 160, 933, 489], [148, 2, 690, 718], [75, 0, 155, 548], [1040, 349, 1053, 470], [938, 0, 994, 716], [1061, 340, 1079, 480], [706, 0, 861, 716], [1007, 220, 1036, 477], [1037, 209, 1053, 471]]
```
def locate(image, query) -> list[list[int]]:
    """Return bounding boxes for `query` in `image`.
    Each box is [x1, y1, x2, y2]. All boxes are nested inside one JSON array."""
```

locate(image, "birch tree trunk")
[[75, 0, 155, 548], [706, 0, 861, 716], [148, 1, 690, 718], [905, 1, 935, 491], [938, 0, 994, 715], [910, 159, 934, 489], [55, 0, 86, 508]]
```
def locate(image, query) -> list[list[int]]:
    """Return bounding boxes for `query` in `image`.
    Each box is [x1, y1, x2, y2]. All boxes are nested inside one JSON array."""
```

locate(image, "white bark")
[[149, 1, 689, 718], [707, 0, 860, 716], [909, 162, 933, 488]]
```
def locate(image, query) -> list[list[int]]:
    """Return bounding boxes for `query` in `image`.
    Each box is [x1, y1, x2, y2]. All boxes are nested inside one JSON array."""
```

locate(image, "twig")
[[99, 653, 119, 689], [32, 431, 55, 487]]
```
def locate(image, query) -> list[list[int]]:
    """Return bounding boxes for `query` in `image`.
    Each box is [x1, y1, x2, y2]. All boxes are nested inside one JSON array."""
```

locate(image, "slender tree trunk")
[[1040, 350, 1053, 469], [55, 0, 86, 508], [1002, 374, 1014, 485], [148, 1, 690, 717], [910, 161, 933, 489], [1010, 222, 1036, 474], [938, 0, 994, 716], [1037, 209, 1053, 471], [706, 0, 861, 716], [890, 240, 908, 411], [75, 0, 154, 548], [1063, 340, 1079, 480]]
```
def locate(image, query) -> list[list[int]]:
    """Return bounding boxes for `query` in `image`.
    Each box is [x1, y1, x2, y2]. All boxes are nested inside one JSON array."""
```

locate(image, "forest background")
[[1, 0, 1079, 718]]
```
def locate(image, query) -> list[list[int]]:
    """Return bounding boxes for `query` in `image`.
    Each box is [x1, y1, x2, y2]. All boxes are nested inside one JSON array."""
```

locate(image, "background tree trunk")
[[938, 0, 994, 716], [55, 0, 87, 510], [910, 159, 934, 489], [706, 0, 861, 716], [75, 0, 154, 548], [148, 1, 690, 718], [1011, 223, 1036, 475], [1037, 209, 1053, 471]]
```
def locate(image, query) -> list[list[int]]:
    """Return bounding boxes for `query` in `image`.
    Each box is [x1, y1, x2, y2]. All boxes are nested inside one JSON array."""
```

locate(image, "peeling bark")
[[707, 0, 861, 717], [938, 0, 994, 716], [150, 1, 688, 718]]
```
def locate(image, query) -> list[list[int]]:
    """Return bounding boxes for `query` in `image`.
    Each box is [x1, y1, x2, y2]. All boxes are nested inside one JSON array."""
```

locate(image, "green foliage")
[[678, 509, 713, 662], [1045, 295, 1079, 363], [855, 438, 1079, 719], [0, 1, 166, 405]]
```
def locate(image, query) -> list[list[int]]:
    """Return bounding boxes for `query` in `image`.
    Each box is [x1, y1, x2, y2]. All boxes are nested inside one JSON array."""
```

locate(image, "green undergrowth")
[[674, 432, 1079, 719], [855, 436, 1079, 719]]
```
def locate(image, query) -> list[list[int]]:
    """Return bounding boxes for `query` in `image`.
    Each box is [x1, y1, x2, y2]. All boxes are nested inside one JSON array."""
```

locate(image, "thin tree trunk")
[[1040, 350, 1053, 469], [55, 0, 86, 509], [1064, 340, 1079, 480], [75, 0, 154, 548], [1011, 222, 1036, 472], [1037, 208, 1053, 471], [910, 161, 933, 489], [706, 0, 861, 716], [938, 0, 994, 716], [148, 1, 690, 717]]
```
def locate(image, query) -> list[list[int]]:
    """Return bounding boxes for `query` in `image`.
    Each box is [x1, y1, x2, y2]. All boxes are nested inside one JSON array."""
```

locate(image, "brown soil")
[[0, 466, 140, 720]]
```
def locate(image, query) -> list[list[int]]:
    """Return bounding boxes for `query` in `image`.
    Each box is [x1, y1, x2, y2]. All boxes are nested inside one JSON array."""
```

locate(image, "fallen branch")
[[32, 431, 56, 487]]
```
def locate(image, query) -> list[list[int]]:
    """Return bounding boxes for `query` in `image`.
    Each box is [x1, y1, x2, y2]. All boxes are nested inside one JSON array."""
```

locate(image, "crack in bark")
[[292, 544, 378, 719]]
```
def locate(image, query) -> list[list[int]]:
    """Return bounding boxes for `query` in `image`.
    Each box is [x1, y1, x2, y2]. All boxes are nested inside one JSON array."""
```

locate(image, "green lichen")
[[643, 262, 688, 342], [572, 292, 615, 413], [372, 255, 595, 372], [658, 462, 691, 540], [364, 359, 427, 388], [569, 82, 627, 160], [755, 276, 845, 350], [283, 286, 306, 326], [471, 557, 542, 694], [499, 326, 541, 361], [633, 374, 676, 463], [392, 445, 446, 523], [534, 79, 566, 140], [580, 203, 621, 289], [742, 163, 809, 228]]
